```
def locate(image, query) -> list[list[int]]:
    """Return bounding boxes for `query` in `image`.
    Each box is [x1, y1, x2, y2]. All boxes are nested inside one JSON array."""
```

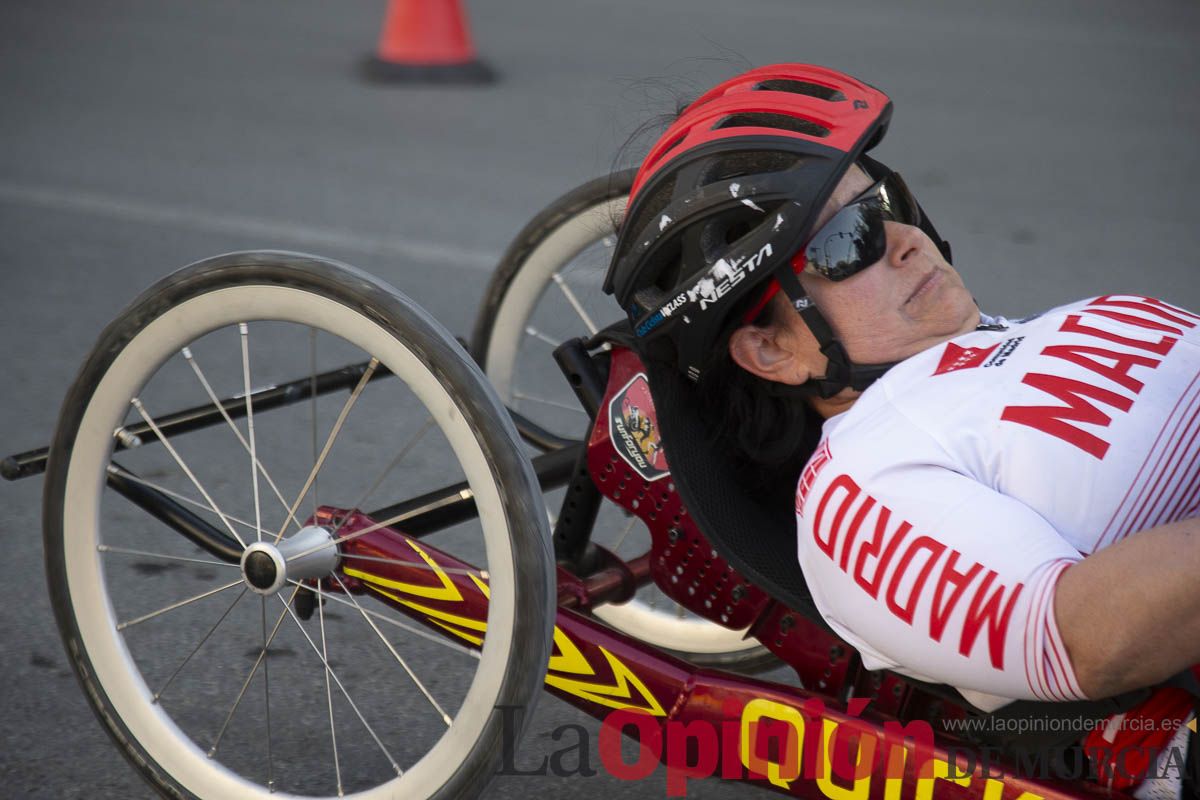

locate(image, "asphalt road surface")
[[1, 1, 1197, 798]]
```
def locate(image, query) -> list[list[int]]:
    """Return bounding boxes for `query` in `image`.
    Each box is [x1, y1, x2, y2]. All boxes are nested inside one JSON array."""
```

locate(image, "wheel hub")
[[243, 549, 279, 591], [240, 525, 340, 596]]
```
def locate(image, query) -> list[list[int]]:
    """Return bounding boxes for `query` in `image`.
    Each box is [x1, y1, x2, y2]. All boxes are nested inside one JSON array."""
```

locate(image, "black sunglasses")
[[792, 171, 922, 281], [741, 171, 925, 323]]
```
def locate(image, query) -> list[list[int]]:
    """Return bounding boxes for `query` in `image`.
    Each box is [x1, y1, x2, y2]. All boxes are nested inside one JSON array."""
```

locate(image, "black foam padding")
[[643, 357, 825, 624]]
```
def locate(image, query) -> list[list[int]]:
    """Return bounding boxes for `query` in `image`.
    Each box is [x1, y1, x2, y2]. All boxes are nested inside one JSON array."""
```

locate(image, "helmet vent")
[[622, 173, 678, 254], [644, 131, 688, 176], [714, 113, 829, 138], [755, 79, 846, 102], [701, 151, 803, 184]]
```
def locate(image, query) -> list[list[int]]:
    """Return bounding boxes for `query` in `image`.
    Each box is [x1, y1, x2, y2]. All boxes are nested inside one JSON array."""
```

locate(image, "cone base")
[[362, 55, 496, 84]]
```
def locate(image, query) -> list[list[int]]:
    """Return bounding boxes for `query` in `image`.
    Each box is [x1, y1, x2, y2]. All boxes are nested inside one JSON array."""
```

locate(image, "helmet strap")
[[773, 264, 897, 398]]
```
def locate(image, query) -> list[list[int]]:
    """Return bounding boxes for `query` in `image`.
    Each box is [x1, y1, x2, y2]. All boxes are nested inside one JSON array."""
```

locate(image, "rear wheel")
[[44, 252, 554, 798], [472, 173, 776, 671]]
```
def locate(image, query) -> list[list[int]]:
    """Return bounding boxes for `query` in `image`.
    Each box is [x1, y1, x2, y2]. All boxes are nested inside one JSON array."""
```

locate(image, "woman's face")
[[729, 165, 981, 407], [798, 165, 980, 366]]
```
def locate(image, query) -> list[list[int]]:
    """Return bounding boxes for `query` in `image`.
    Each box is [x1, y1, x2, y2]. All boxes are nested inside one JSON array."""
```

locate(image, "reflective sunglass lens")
[[805, 204, 887, 280], [880, 174, 921, 225]]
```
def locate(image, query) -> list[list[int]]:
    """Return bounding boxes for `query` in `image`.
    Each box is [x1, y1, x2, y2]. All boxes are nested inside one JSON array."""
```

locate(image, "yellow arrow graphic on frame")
[[544, 625, 666, 716], [345, 547, 664, 715]]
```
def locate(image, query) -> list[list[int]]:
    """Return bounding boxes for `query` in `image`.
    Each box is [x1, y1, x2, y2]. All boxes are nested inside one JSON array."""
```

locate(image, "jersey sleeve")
[[795, 437, 1087, 705]]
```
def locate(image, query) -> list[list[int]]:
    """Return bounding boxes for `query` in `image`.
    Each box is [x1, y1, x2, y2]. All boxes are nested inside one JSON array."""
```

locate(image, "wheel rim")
[[481, 195, 764, 658], [61, 284, 524, 798]]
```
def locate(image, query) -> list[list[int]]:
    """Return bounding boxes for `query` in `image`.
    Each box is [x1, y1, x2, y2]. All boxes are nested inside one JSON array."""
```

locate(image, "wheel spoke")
[[239, 324, 264, 543], [551, 271, 599, 335], [273, 357, 380, 544], [309, 326, 319, 519], [259, 596, 275, 792], [331, 573, 452, 726], [180, 347, 303, 535], [153, 586, 248, 702], [98, 544, 241, 569], [318, 580, 343, 796], [54, 256, 562, 797], [609, 516, 638, 554], [286, 489, 475, 563], [106, 464, 264, 538], [208, 587, 296, 758], [129, 397, 248, 549], [277, 594, 403, 776], [117, 578, 244, 631], [287, 579, 480, 659], [329, 417, 436, 539], [522, 325, 562, 348]]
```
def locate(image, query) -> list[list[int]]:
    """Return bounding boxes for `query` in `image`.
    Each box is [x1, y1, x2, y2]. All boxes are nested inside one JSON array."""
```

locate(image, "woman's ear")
[[728, 322, 812, 385]]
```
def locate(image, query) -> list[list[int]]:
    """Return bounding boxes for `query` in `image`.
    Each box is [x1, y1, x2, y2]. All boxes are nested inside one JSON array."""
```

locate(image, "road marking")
[[0, 180, 497, 270]]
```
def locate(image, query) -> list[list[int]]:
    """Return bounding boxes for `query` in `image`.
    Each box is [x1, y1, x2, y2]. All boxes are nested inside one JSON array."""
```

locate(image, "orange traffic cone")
[[363, 0, 495, 83]]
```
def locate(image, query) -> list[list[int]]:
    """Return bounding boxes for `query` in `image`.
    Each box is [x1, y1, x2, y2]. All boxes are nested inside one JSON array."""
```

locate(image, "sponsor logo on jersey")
[[983, 336, 1024, 367], [608, 373, 670, 482], [932, 342, 999, 375]]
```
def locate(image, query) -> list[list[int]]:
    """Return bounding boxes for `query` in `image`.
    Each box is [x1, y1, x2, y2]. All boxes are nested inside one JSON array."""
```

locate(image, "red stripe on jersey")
[[796, 440, 833, 516], [1128, 389, 1200, 534], [1046, 587, 1086, 700], [1166, 465, 1200, 523], [1023, 562, 1056, 701], [1096, 367, 1200, 549], [1155, 394, 1200, 526], [1144, 401, 1200, 530], [1037, 563, 1069, 701], [1094, 372, 1193, 548], [1025, 559, 1082, 702]]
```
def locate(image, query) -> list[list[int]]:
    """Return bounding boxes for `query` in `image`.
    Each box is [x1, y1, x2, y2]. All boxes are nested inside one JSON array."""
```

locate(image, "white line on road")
[[0, 181, 498, 271]]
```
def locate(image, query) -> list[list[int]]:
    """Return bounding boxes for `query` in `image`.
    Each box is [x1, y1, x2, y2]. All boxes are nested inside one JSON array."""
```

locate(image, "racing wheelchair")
[[4, 171, 1190, 799]]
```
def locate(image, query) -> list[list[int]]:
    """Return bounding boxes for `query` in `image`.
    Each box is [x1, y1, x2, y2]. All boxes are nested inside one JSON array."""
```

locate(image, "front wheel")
[[43, 252, 555, 799]]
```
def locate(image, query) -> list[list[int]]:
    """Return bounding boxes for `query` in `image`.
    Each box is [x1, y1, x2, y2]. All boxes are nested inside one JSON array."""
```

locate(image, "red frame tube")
[[325, 508, 1115, 800]]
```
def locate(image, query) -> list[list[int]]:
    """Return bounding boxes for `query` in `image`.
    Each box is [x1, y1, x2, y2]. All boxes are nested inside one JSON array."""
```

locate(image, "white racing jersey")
[[794, 295, 1200, 711]]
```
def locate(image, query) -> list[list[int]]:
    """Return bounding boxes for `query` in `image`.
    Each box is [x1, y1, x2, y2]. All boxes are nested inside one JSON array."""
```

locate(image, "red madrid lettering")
[[1000, 295, 1187, 459], [852, 506, 912, 600], [1000, 373, 1132, 459], [929, 550, 984, 643], [959, 570, 1023, 669], [812, 474, 860, 560], [1058, 315, 1177, 356], [809, 476, 1022, 668], [1040, 344, 1161, 394], [884, 536, 946, 626]]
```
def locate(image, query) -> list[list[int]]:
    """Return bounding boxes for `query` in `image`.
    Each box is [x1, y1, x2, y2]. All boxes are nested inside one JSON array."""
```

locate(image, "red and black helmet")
[[603, 64, 943, 394]]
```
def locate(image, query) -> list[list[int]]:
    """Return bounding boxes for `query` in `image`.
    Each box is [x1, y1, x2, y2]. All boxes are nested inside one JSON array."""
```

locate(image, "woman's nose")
[[885, 221, 924, 269]]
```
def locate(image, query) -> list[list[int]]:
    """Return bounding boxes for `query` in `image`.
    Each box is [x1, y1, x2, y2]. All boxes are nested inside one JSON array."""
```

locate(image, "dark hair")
[[694, 296, 823, 507]]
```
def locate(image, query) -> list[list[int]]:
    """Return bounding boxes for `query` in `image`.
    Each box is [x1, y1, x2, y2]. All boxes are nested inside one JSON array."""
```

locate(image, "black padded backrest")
[[643, 357, 826, 625]]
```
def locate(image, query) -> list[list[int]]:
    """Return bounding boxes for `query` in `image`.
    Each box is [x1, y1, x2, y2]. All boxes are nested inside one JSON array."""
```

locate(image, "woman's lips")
[[906, 269, 941, 304]]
